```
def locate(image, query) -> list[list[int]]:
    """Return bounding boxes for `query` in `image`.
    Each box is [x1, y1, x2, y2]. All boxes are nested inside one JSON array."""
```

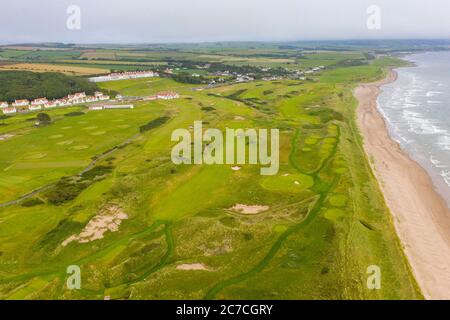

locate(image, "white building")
[[85, 96, 98, 103], [28, 105, 42, 111], [2, 107, 16, 114], [0, 102, 8, 108], [44, 102, 57, 109], [103, 104, 134, 109], [89, 71, 158, 83], [12, 99, 29, 107], [74, 92, 86, 99], [55, 99, 71, 107], [31, 98, 48, 106], [89, 106, 104, 111], [156, 92, 180, 100]]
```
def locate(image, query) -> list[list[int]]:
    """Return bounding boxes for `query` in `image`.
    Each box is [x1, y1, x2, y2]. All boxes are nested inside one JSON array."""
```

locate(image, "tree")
[[37, 113, 51, 124]]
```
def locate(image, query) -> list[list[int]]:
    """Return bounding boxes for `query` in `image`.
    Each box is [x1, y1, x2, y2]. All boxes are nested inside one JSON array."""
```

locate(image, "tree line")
[[0, 71, 99, 102]]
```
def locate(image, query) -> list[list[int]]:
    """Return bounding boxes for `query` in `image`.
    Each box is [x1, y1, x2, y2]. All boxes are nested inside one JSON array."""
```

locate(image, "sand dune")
[[355, 70, 450, 300]]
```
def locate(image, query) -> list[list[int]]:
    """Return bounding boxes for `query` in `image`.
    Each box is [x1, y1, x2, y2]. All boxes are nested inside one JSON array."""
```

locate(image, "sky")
[[1, 0, 450, 44]]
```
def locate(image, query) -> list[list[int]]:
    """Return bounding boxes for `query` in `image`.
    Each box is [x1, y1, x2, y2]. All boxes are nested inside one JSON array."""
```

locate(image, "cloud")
[[1, 0, 449, 44]]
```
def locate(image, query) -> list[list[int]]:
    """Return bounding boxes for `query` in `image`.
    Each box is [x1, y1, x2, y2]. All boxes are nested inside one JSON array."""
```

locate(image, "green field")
[[0, 46, 422, 300]]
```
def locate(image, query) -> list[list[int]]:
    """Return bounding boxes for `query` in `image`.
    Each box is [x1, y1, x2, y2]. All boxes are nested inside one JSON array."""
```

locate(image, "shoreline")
[[355, 69, 450, 300]]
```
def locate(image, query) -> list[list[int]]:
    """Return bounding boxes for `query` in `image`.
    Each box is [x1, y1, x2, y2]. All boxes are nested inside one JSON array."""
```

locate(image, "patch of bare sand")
[[229, 204, 269, 214], [0, 134, 14, 141], [62, 205, 128, 246], [231, 166, 241, 171], [355, 70, 450, 300], [176, 263, 210, 271]]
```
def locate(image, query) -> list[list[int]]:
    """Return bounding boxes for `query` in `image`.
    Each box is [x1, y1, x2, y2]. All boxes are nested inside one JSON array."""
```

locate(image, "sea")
[[377, 51, 450, 206]]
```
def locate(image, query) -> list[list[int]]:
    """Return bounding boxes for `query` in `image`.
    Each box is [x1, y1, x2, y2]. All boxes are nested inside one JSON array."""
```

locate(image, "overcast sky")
[[1, 0, 450, 44]]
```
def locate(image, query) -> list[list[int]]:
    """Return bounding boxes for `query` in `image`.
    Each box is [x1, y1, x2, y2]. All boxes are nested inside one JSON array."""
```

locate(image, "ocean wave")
[[436, 136, 450, 151], [440, 170, 450, 188], [403, 110, 448, 135], [426, 91, 443, 97]]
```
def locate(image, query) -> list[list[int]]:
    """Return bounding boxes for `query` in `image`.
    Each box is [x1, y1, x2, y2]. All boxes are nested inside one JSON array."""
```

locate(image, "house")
[[156, 92, 180, 100], [12, 99, 29, 107], [85, 96, 98, 103], [2, 107, 16, 114], [56, 99, 71, 107], [71, 98, 86, 104], [31, 98, 48, 106], [98, 95, 110, 101], [44, 101, 57, 109], [73, 92, 86, 99], [89, 106, 104, 111], [28, 105, 42, 111], [0, 102, 8, 108], [144, 95, 158, 101]]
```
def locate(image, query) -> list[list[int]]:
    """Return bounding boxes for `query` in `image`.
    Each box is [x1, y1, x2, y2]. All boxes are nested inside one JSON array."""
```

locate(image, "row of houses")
[[1, 91, 110, 115], [89, 70, 159, 83], [144, 92, 180, 101]]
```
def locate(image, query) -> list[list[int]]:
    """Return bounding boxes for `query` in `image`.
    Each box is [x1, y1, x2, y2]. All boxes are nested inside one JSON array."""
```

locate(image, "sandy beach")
[[355, 70, 450, 300]]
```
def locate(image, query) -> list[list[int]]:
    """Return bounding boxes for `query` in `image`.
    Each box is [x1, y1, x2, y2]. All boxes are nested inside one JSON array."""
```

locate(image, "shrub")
[[21, 198, 45, 207], [139, 116, 170, 133]]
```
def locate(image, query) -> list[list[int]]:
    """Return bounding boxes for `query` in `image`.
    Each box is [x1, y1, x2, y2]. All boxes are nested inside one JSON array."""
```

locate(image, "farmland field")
[[0, 63, 109, 76], [0, 45, 422, 300]]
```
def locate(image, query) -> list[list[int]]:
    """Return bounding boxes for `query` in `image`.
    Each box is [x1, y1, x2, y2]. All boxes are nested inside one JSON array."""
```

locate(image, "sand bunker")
[[91, 131, 106, 136], [176, 263, 210, 271], [234, 116, 246, 120], [83, 126, 98, 130], [62, 205, 128, 246], [0, 134, 14, 141], [71, 145, 90, 150], [56, 140, 73, 145], [231, 166, 241, 171], [229, 204, 270, 215]]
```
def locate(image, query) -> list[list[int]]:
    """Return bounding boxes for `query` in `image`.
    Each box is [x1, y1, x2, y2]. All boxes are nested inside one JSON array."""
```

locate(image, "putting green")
[[329, 194, 347, 207], [261, 173, 314, 193], [324, 208, 345, 221], [56, 140, 73, 145]]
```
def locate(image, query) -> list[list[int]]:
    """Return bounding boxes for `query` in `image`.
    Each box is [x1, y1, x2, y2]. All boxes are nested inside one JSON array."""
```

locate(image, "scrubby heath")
[[0, 48, 422, 300]]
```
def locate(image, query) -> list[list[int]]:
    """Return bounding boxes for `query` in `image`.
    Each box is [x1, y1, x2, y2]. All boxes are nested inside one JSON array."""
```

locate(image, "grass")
[[0, 51, 422, 300]]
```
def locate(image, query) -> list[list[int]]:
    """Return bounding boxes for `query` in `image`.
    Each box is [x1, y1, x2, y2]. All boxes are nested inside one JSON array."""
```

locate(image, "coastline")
[[355, 69, 450, 300]]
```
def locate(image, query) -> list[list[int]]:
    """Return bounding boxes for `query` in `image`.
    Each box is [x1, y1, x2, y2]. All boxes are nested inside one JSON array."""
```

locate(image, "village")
[[0, 90, 180, 115]]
